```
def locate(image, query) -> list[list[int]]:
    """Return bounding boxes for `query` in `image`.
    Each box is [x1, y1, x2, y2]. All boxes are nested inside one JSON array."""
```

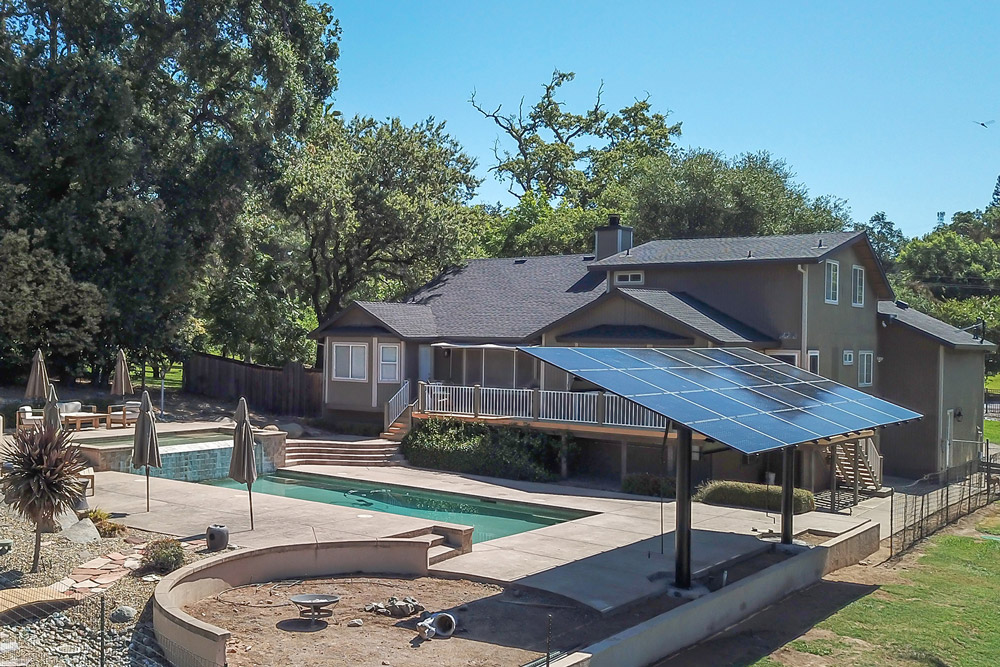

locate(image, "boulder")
[[277, 423, 304, 438], [263, 425, 280, 432], [61, 518, 101, 544], [110, 606, 137, 623]]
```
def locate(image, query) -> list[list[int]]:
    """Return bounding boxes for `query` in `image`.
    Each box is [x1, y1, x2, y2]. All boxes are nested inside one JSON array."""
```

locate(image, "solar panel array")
[[518, 346, 921, 454]]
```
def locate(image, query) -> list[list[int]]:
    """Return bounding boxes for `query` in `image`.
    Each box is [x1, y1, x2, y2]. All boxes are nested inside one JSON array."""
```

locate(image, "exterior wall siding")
[[323, 332, 403, 414], [941, 347, 987, 465]]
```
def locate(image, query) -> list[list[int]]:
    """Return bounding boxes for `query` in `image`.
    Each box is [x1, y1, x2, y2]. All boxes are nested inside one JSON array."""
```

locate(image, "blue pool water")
[[202, 471, 591, 542]]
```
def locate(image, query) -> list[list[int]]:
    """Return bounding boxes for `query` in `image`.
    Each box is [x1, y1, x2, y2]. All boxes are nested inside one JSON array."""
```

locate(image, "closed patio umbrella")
[[132, 391, 161, 512], [25, 349, 49, 401], [228, 397, 257, 530], [111, 349, 133, 397], [42, 383, 61, 432]]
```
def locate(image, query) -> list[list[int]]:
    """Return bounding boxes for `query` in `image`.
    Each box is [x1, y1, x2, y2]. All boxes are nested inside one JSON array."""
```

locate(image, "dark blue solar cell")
[[577, 348, 656, 369], [617, 348, 691, 368], [785, 382, 844, 404], [695, 419, 785, 454], [833, 401, 901, 423], [735, 413, 822, 444], [683, 391, 760, 420], [774, 408, 849, 437], [804, 405, 873, 431], [719, 387, 790, 412], [693, 348, 750, 365], [528, 346, 594, 370], [770, 364, 819, 381], [740, 365, 801, 385], [648, 348, 719, 367], [667, 367, 741, 390], [854, 396, 921, 421], [813, 381, 872, 402], [639, 393, 726, 424], [720, 348, 774, 364], [582, 372, 669, 398], [753, 385, 815, 408], [627, 368, 704, 393]]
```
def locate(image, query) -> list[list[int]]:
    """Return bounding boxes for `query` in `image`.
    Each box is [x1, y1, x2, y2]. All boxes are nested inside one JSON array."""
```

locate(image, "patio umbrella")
[[132, 391, 161, 512], [25, 349, 49, 401], [110, 348, 133, 397], [228, 397, 257, 530], [42, 383, 61, 432]]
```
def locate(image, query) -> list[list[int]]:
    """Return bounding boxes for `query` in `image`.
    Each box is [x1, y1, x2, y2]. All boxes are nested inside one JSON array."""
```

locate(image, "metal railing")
[[865, 436, 883, 489], [604, 393, 668, 428], [540, 390, 599, 423], [480, 387, 534, 418], [384, 380, 410, 430], [422, 383, 475, 415]]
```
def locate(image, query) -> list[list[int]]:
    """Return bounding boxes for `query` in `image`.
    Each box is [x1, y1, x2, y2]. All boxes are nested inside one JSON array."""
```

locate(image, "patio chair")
[[15, 406, 42, 431], [107, 400, 141, 428]]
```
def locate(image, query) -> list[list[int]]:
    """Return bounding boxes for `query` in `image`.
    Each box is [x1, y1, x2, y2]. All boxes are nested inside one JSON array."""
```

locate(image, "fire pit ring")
[[290, 594, 341, 622]]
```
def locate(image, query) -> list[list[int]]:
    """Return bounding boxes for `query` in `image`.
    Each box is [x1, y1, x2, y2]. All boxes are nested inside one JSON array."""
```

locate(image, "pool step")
[[284, 439, 404, 467], [427, 544, 461, 565]]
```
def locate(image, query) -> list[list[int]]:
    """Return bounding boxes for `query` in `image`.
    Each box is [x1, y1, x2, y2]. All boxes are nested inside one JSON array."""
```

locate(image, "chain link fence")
[[889, 449, 1000, 556]]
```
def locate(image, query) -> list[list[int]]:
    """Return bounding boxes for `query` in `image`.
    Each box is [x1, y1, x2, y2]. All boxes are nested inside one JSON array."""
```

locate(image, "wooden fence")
[[183, 353, 323, 417]]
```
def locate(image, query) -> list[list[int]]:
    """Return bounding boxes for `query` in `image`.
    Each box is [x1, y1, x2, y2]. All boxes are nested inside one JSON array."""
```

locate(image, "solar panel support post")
[[675, 425, 693, 589], [781, 446, 795, 545]]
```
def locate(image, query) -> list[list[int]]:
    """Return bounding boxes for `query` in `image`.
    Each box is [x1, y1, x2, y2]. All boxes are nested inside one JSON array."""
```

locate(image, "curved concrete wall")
[[153, 539, 429, 667]]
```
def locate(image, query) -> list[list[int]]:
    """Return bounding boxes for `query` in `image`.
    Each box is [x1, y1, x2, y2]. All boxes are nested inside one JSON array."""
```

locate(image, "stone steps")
[[284, 439, 404, 467], [427, 544, 461, 565]]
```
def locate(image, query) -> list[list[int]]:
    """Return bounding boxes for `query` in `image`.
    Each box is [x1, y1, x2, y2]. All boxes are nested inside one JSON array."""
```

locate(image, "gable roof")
[[878, 301, 997, 351], [311, 254, 606, 341], [618, 288, 778, 346], [590, 231, 866, 269], [557, 324, 690, 343]]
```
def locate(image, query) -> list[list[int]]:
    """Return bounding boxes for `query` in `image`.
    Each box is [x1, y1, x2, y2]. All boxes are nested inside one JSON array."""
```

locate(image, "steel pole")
[[675, 426, 692, 589], [781, 446, 796, 544]]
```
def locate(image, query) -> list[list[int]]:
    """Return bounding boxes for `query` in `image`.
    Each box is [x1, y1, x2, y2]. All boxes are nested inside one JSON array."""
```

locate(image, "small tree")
[[1, 427, 87, 572]]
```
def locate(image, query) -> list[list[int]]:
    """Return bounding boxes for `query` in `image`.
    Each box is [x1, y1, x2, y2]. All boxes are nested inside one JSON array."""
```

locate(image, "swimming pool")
[[202, 471, 592, 542]]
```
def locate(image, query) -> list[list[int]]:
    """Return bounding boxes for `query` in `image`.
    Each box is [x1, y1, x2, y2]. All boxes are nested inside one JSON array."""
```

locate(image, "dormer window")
[[614, 271, 644, 286]]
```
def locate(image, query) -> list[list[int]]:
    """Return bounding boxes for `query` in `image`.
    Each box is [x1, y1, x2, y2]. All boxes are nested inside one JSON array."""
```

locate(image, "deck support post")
[[417, 381, 426, 413], [531, 388, 540, 421], [675, 426, 692, 589], [620, 440, 628, 484], [853, 440, 860, 506], [473, 384, 481, 418], [782, 446, 795, 545], [596, 391, 606, 426], [829, 442, 838, 512]]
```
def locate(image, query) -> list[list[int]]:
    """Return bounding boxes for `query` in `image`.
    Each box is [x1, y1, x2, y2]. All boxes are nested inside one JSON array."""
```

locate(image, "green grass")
[[986, 375, 1000, 391], [774, 534, 1000, 666], [133, 364, 183, 390], [984, 420, 1000, 443], [976, 516, 1000, 535]]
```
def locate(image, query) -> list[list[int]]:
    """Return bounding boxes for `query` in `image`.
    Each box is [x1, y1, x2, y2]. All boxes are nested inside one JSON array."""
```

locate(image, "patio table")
[[61, 412, 107, 430]]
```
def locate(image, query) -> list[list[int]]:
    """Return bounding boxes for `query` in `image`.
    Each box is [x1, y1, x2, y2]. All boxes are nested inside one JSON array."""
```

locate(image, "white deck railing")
[[385, 380, 410, 430], [866, 436, 883, 489], [604, 393, 668, 429], [415, 382, 666, 431], [480, 387, 534, 418], [540, 390, 599, 423]]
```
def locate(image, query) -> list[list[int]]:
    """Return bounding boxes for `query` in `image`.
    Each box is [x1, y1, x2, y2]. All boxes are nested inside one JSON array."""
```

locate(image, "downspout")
[[798, 264, 808, 368], [938, 345, 945, 469]]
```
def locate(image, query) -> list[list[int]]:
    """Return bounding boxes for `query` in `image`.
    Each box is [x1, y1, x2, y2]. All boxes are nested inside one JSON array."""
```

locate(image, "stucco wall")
[[544, 294, 707, 344], [942, 346, 987, 465], [323, 330, 403, 413]]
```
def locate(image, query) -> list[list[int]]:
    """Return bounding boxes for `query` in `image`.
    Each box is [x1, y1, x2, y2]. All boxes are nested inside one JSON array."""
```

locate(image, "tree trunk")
[[31, 523, 41, 573]]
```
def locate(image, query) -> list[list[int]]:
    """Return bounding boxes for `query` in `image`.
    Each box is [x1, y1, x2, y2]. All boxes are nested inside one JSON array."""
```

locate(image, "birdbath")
[[290, 594, 340, 624]]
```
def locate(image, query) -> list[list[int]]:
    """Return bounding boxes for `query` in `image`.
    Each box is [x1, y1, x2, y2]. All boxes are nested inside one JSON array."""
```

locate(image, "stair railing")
[[384, 380, 411, 431], [865, 437, 883, 489]]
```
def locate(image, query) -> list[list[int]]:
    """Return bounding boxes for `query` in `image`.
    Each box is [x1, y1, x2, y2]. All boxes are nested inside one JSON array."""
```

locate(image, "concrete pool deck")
[[90, 464, 871, 614]]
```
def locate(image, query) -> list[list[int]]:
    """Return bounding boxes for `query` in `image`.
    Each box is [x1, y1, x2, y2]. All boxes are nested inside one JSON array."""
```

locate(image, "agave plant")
[[1, 426, 87, 573]]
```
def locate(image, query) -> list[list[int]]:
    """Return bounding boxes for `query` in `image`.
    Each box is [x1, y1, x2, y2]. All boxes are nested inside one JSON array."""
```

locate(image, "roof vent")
[[583, 254, 595, 261], [514, 258, 527, 264], [626, 248, 631, 256], [607, 213, 621, 227], [817, 238, 824, 248], [746, 250, 753, 259], [896, 299, 909, 309]]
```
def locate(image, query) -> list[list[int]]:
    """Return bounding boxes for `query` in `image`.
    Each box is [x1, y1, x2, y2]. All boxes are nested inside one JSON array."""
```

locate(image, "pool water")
[[202, 471, 591, 542]]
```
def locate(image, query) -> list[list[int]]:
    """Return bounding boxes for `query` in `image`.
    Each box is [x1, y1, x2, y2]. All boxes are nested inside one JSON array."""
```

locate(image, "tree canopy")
[[854, 211, 906, 272]]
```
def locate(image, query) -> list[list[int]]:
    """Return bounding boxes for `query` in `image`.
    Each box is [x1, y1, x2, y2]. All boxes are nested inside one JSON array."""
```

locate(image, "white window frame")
[[613, 271, 645, 286], [858, 350, 874, 387], [378, 343, 400, 383], [825, 260, 840, 304], [765, 349, 800, 367], [852, 265, 865, 307], [807, 350, 820, 375], [843, 350, 854, 366], [332, 343, 368, 382]]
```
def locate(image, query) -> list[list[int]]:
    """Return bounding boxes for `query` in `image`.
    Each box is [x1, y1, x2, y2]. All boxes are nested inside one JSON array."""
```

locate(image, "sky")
[[330, 1, 999, 238]]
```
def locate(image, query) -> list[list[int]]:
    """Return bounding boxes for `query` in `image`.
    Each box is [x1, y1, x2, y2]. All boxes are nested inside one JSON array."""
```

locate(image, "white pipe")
[[798, 264, 808, 368]]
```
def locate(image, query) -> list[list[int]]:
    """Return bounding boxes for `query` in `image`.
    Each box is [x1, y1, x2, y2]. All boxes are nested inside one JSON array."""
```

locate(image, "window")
[[332, 343, 367, 381], [852, 265, 865, 307], [613, 271, 645, 286], [379, 344, 400, 383], [766, 350, 799, 367], [843, 350, 854, 366], [807, 350, 820, 374], [858, 351, 873, 387], [825, 260, 839, 304]]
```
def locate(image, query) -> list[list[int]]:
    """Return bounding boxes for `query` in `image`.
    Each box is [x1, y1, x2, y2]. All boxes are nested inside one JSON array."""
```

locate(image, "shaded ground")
[[186, 550, 789, 667], [656, 501, 1000, 667]]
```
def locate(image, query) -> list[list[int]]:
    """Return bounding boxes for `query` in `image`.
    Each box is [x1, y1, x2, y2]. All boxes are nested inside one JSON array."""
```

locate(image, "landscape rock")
[[110, 606, 137, 623], [347, 618, 363, 628], [263, 425, 280, 431], [277, 422, 304, 438], [61, 518, 101, 544]]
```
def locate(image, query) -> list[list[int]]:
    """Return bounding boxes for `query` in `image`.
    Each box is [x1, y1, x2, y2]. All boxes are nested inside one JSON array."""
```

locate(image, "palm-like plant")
[[1, 427, 87, 572]]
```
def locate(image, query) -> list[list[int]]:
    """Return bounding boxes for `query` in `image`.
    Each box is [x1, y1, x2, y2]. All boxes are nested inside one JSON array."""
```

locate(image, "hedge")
[[693, 480, 815, 515], [621, 473, 675, 498], [401, 418, 568, 482]]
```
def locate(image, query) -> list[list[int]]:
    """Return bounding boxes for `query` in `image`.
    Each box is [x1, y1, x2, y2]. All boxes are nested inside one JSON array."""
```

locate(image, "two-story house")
[[310, 216, 994, 488]]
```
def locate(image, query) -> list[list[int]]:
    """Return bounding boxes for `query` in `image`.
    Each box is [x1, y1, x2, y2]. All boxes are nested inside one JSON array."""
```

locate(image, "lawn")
[[986, 375, 1000, 391], [757, 534, 1000, 666], [132, 364, 183, 390], [983, 419, 1000, 443]]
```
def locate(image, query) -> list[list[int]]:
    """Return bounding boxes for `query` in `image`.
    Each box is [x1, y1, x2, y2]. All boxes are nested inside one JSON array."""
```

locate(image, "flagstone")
[[72, 580, 99, 589], [79, 557, 111, 569]]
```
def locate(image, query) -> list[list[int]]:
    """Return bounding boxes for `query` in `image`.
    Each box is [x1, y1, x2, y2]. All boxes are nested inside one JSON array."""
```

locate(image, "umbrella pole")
[[248, 484, 254, 530], [146, 466, 150, 512]]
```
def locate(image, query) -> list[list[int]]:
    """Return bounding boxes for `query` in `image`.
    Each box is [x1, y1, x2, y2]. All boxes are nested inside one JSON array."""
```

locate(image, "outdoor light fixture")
[[955, 409, 963, 422]]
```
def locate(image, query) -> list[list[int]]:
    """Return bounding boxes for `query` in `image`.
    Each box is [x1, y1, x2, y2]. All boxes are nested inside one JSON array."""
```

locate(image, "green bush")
[[84, 507, 111, 523], [622, 473, 675, 498], [693, 480, 815, 514], [141, 538, 185, 572], [401, 418, 569, 482], [94, 520, 128, 538]]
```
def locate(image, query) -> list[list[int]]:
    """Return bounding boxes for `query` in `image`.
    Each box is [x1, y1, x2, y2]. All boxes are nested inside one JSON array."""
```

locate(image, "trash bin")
[[206, 524, 229, 551]]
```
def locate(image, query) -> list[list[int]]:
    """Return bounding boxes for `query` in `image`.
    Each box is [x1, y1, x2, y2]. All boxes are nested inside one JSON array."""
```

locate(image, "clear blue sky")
[[331, 1, 998, 238]]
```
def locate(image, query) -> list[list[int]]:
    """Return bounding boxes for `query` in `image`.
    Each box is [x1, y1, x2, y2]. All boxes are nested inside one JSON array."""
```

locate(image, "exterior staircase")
[[832, 437, 883, 494], [284, 438, 404, 467], [398, 531, 462, 565], [380, 415, 412, 442]]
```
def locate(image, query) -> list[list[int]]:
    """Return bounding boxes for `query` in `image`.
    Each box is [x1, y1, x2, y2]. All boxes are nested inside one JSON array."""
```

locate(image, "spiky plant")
[[1, 427, 87, 572]]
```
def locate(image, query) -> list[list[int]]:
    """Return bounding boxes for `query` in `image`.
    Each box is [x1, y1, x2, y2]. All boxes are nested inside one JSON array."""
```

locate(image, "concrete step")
[[284, 457, 403, 467], [403, 533, 446, 549], [286, 446, 400, 455], [285, 452, 401, 462], [427, 544, 461, 565], [286, 439, 397, 449]]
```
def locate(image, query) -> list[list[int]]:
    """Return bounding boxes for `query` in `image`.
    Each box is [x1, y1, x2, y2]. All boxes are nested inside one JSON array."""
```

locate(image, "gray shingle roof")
[[557, 324, 689, 343], [878, 301, 997, 351], [619, 288, 777, 345], [314, 254, 605, 341], [590, 231, 865, 269]]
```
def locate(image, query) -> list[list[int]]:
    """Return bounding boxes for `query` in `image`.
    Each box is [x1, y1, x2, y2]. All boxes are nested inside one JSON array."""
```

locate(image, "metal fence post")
[[100, 594, 106, 667]]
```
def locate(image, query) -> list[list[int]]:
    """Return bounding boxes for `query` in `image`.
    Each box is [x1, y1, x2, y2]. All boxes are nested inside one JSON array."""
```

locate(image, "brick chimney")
[[593, 213, 634, 260]]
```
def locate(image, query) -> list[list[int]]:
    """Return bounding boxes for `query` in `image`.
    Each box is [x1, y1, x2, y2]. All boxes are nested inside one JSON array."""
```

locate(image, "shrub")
[[401, 418, 568, 482], [693, 480, 815, 515], [84, 508, 111, 523], [94, 520, 127, 538], [141, 538, 185, 572], [622, 473, 675, 498]]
